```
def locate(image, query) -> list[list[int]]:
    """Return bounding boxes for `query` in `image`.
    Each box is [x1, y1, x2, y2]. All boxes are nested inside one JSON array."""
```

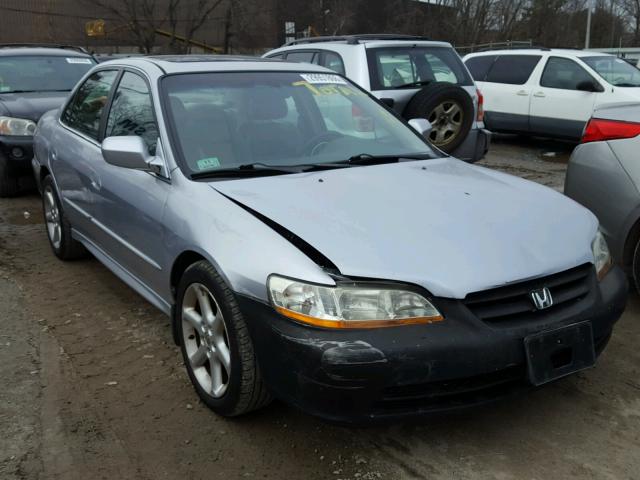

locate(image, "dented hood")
[[212, 158, 597, 299]]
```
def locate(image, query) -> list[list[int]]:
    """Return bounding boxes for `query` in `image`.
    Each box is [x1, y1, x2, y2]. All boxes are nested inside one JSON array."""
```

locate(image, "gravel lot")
[[1, 136, 639, 480]]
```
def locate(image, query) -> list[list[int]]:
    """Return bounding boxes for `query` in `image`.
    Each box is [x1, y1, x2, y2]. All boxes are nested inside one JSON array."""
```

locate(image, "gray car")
[[565, 102, 640, 291], [33, 56, 626, 423]]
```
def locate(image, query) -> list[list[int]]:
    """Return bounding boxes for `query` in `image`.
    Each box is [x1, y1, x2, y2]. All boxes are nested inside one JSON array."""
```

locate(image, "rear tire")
[[176, 260, 272, 416], [632, 239, 640, 294], [41, 175, 87, 260], [0, 151, 20, 198], [403, 82, 474, 154]]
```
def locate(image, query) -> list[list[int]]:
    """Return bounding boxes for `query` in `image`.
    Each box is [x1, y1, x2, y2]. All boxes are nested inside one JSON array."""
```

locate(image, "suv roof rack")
[[0, 43, 90, 54], [284, 34, 431, 46]]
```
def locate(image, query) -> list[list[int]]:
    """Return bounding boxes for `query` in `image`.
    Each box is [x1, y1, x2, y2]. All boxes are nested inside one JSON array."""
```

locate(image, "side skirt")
[[72, 229, 172, 317]]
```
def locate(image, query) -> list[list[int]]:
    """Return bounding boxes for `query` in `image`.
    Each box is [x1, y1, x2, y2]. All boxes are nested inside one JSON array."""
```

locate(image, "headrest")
[[169, 96, 188, 119], [250, 87, 289, 120]]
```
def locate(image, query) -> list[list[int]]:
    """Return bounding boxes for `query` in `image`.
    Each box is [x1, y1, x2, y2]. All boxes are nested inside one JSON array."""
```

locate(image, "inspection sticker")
[[66, 58, 93, 64], [196, 157, 221, 171], [300, 73, 346, 85]]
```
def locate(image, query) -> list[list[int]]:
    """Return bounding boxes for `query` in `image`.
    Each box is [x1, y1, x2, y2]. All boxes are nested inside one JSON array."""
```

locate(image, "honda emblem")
[[530, 287, 553, 310]]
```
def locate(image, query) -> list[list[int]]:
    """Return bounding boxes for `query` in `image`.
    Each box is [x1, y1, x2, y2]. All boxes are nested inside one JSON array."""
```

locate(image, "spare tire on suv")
[[403, 82, 474, 154]]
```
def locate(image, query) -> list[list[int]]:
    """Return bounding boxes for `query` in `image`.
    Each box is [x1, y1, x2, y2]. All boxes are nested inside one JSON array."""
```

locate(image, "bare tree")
[[89, 0, 162, 53], [623, 0, 640, 43]]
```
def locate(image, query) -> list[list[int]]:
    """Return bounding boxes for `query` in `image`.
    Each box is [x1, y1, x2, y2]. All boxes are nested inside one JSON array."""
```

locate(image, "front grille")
[[463, 263, 594, 326]]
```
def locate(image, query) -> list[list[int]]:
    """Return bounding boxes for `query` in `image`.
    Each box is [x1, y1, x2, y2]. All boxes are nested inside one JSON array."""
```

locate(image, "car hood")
[[0, 91, 69, 121], [211, 158, 597, 299]]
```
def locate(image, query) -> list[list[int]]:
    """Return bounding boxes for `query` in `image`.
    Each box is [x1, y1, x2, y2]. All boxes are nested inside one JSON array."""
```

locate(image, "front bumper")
[[0, 135, 34, 170], [239, 266, 627, 423]]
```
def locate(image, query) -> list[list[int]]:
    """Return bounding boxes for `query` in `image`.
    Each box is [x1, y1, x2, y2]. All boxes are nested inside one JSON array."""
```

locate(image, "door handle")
[[533, 92, 546, 98], [516, 90, 529, 96]]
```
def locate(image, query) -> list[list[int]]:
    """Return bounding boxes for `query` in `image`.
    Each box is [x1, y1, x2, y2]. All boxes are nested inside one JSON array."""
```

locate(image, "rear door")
[[54, 69, 119, 242], [467, 54, 542, 133], [529, 56, 601, 138]]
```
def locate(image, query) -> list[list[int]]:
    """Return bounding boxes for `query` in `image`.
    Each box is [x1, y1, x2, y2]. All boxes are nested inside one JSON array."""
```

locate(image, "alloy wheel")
[[428, 101, 463, 147], [181, 283, 231, 398], [43, 185, 62, 250]]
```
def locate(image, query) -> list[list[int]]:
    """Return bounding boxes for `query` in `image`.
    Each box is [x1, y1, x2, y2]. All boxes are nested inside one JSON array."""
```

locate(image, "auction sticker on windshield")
[[66, 58, 93, 64], [300, 73, 346, 84]]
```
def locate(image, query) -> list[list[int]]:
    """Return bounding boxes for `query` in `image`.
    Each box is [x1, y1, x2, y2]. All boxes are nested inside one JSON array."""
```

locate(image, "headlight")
[[268, 275, 443, 328], [592, 229, 612, 281], [0, 116, 37, 136]]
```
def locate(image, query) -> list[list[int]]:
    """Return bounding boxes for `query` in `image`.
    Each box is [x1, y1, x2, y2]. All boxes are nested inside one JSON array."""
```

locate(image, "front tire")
[[176, 261, 271, 416], [41, 175, 86, 260]]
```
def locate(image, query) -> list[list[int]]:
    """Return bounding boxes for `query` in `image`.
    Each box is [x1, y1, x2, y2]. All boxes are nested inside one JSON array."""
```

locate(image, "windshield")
[[162, 71, 436, 175], [0, 55, 95, 93], [367, 46, 474, 90], [581, 56, 640, 87]]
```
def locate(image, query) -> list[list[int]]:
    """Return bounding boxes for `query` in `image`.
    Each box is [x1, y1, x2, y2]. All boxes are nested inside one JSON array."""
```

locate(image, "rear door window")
[[61, 69, 118, 140], [540, 57, 599, 90], [285, 51, 316, 64], [465, 55, 497, 81], [368, 46, 474, 90], [485, 55, 541, 85]]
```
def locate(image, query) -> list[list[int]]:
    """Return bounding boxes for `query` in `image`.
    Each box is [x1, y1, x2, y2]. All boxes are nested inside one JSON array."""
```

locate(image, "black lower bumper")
[[238, 267, 627, 424]]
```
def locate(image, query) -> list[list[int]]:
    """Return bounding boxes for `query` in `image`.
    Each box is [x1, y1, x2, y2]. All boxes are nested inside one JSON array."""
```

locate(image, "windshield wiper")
[[394, 80, 433, 89], [0, 89, 70, 94], [614, 83, 640, 87], [190, 163, 300, 180], [345, 153, 434, 165]]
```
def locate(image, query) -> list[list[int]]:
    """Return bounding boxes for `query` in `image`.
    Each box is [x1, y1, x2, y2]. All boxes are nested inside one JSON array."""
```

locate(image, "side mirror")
[[576, 80, 603, 93], [101, 136, 162, 174], [408, 118, 433, 138]]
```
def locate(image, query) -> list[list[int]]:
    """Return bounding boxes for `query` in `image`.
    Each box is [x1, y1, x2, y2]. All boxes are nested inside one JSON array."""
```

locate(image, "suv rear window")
[[367, 46, 473, 90], [465, 55, 497, 81], [484, 55, 541, 85]]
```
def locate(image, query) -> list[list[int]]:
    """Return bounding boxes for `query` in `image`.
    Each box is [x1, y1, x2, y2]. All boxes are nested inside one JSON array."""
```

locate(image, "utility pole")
[[585, 0, 592, 49]]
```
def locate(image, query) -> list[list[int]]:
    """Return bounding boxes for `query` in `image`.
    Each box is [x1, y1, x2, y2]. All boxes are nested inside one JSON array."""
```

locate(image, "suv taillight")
[[476, 89, 484, 123], [582, 118, 640, 143]]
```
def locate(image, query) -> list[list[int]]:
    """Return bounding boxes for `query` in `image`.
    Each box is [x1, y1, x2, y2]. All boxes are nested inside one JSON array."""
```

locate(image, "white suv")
[[463, 49, 640, 140], [264, 34, 490, 163]]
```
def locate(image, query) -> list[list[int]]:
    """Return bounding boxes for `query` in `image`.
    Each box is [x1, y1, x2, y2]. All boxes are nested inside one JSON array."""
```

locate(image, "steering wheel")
[[300, 131, 344, 157], [613, 76, 626, 85]]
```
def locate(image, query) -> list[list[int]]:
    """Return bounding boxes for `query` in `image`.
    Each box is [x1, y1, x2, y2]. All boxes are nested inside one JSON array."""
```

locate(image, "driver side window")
[[105, 71, 158, 155]]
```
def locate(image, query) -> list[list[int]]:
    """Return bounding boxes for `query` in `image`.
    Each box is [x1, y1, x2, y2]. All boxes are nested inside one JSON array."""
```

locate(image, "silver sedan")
[[33, 56, 626, 423], [565, 103, 640, 292]]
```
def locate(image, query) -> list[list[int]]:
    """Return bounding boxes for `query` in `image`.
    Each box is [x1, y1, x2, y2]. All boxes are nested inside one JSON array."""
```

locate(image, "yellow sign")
[[85, 20, 105, 37]]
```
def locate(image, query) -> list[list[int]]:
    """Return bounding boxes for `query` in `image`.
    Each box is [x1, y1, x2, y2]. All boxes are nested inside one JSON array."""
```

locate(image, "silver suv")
[[264, 34, 490, 162]]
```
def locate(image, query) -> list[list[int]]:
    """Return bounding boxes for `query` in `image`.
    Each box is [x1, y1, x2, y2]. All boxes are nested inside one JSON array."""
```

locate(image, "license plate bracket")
[[524, 321, 596, 386]]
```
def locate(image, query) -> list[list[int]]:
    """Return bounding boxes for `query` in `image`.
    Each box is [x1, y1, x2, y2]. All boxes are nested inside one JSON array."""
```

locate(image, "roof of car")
[[98, 55, 333, 74], [465, 48, 612, 58], [0, 44, 91, 57]]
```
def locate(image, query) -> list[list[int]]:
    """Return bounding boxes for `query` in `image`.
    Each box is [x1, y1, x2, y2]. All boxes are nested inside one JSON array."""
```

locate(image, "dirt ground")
[[1, 135, 640, 480]]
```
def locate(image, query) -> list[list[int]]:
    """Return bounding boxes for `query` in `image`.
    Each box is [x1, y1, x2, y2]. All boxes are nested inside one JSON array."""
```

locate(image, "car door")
[[529, 56, 602, 139], [54, 69, 119, 242], [469, 54, 542, 133], [92, 70, 169, 295]]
